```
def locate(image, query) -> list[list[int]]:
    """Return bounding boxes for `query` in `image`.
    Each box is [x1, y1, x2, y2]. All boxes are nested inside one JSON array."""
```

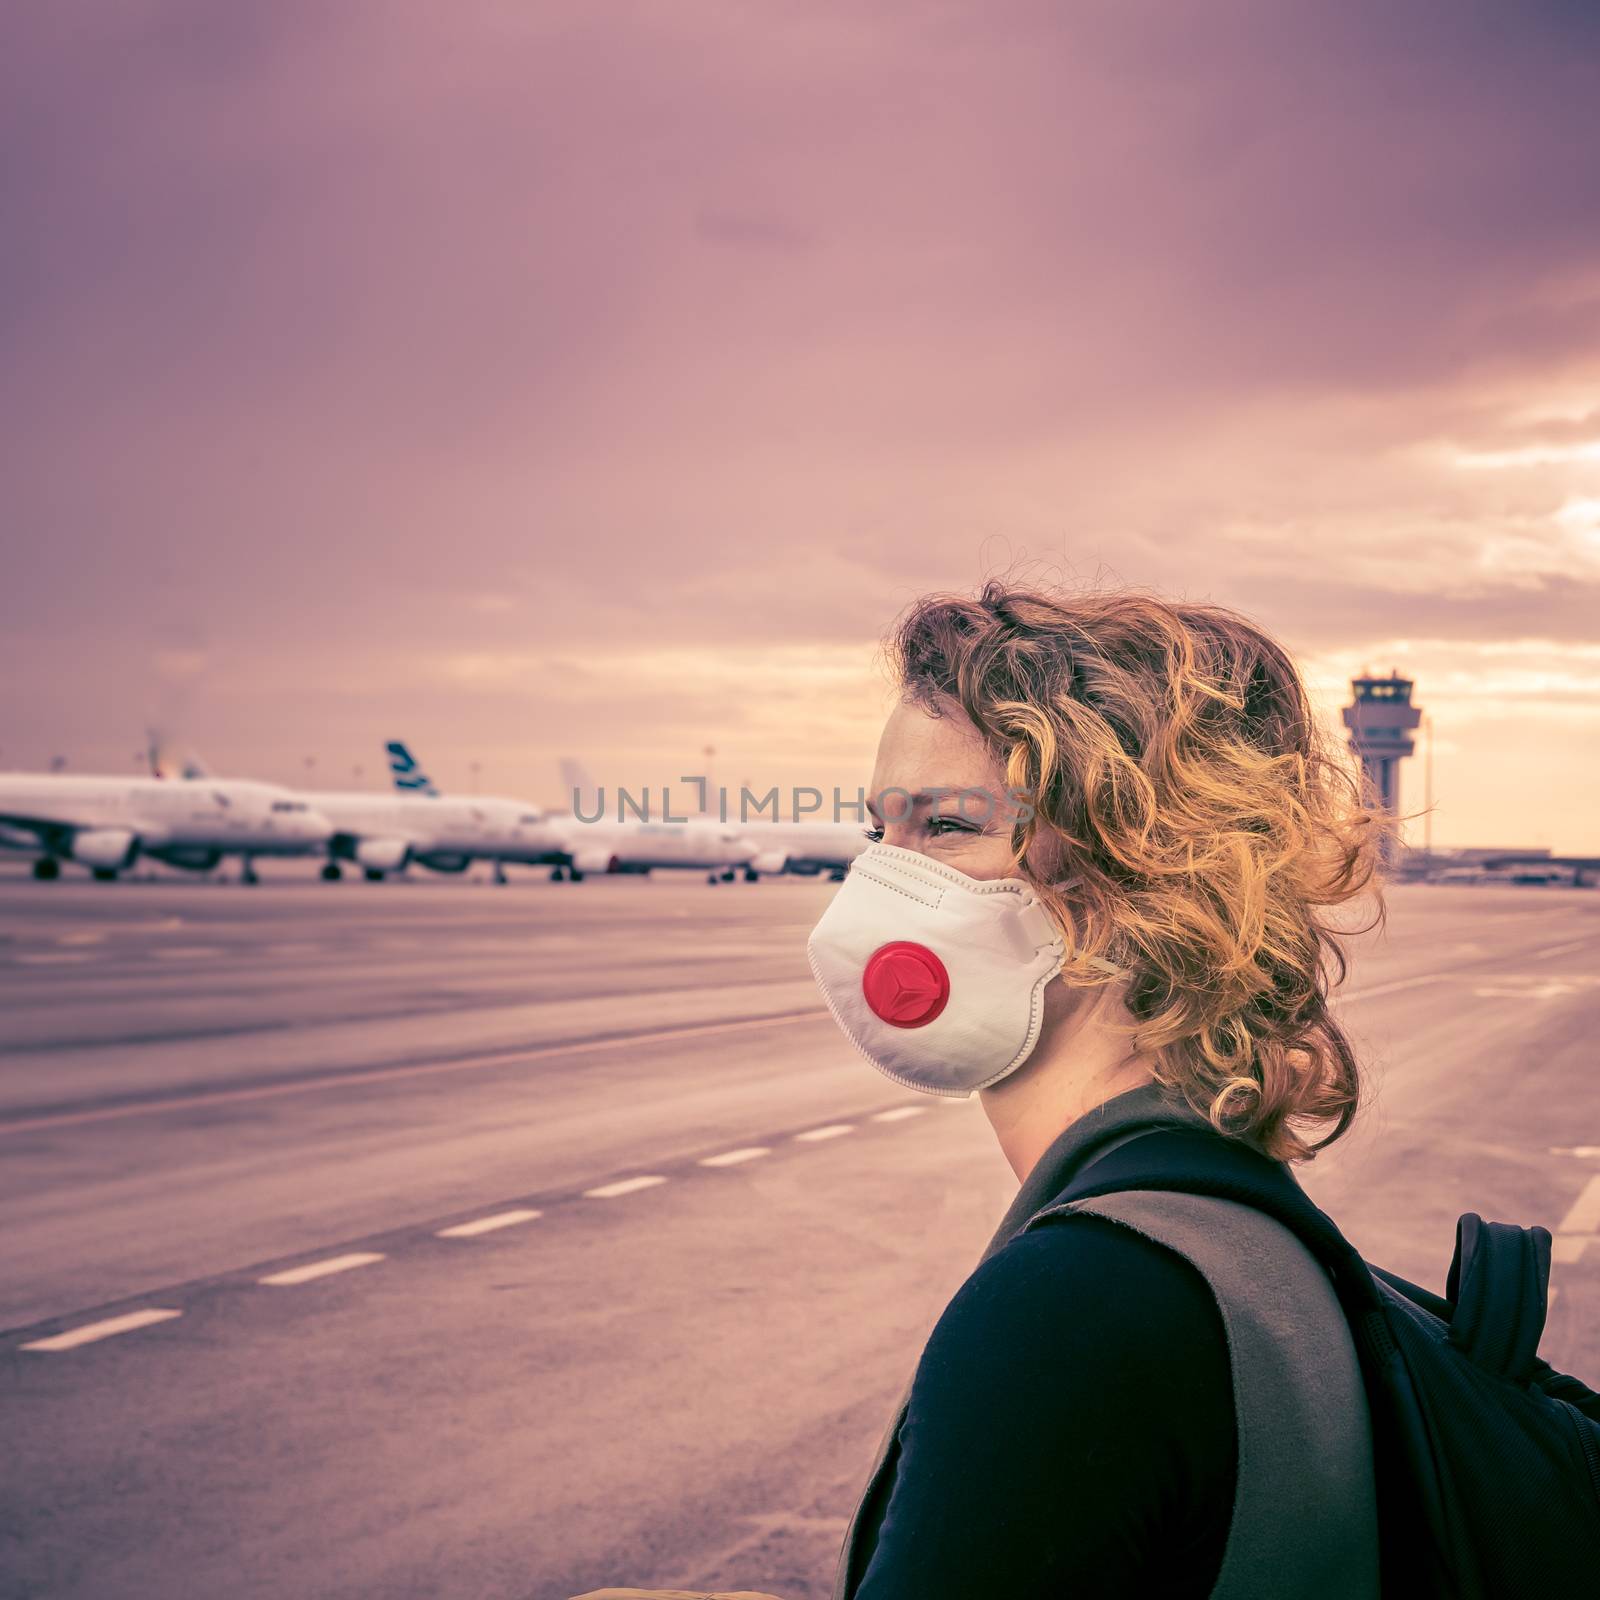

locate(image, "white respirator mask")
[[806, 843, 1067, 1097]]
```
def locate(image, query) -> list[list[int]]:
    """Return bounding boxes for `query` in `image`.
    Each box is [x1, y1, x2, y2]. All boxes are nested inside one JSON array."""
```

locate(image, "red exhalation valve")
[[862, 941, 950, 1028]]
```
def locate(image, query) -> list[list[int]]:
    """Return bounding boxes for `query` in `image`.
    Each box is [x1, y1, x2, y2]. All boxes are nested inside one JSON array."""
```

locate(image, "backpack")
[[1053, 1127, 1600, 1599]]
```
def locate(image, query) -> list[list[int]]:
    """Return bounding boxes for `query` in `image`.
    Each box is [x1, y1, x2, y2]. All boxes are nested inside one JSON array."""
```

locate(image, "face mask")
[[806, 843, 1066, 1097]]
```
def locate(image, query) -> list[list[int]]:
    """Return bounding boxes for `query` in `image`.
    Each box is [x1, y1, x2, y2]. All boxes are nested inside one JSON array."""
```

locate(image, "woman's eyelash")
[[861, 818, 978, 842]]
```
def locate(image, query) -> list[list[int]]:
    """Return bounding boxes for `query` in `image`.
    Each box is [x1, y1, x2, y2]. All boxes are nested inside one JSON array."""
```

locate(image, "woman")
[[581, 580, 1384, 1600]]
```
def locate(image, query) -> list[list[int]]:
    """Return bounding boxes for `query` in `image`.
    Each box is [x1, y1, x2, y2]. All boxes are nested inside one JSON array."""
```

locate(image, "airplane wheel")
[[321, 862, 343, 882], [707, 872, 719, 885], [550, 867, 566, 882], [91, 867, 118, 882], [829, 869, 846, 882], [33, 858, 61, 881], [744, 868, 759, 882], [241, 867, 260, 886], [364, 868, 385, 882], [569, 868, 585, 883]]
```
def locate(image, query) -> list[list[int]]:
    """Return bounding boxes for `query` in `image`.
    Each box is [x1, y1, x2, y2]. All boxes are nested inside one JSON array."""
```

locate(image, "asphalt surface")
[[1, 875, 1597, 1600]]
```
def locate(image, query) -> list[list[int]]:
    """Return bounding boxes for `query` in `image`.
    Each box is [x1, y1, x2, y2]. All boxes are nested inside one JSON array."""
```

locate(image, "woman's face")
[[866, 698, 1037, 880]]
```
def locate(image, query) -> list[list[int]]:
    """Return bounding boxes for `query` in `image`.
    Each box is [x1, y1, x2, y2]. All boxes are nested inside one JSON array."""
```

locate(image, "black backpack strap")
[[1444, 1213, 1552, 1384]]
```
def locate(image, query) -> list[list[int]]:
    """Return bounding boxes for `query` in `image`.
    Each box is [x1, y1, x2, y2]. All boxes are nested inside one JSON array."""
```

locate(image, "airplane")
[[0, 770, 332, 882], [486, 757, 759, 883], [739, 819, 871, 881], [549, 815, 760, 883], [1478, 854, 1600, 887], [300, 742, 564, 882]]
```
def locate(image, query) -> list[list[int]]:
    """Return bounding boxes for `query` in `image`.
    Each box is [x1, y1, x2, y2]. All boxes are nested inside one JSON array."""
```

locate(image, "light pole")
[[1423, 713, 1434, 877]]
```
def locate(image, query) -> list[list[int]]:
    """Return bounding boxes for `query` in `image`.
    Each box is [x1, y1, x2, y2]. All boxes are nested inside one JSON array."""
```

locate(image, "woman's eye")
[[927, 816, 977, 836]]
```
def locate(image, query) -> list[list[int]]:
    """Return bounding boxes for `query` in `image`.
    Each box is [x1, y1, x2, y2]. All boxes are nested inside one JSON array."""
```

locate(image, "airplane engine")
[[71, 828, 140, 870], [412, 852, 470, 874], [152, 847, 224, 872], [354, 837, 410, 873]]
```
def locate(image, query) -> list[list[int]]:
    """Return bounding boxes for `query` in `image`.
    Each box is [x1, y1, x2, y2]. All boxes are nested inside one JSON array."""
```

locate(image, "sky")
[[3, 0, 1599, 849]]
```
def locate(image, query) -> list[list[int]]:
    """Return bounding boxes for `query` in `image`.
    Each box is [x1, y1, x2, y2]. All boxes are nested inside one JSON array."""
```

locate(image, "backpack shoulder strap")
[[1029, 1188, 1379, 1600], [1445, 1213, 1552, 1383]]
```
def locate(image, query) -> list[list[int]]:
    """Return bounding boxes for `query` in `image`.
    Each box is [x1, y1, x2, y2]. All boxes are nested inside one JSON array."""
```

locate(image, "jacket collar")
[[976, 1079, 1210, 1268]]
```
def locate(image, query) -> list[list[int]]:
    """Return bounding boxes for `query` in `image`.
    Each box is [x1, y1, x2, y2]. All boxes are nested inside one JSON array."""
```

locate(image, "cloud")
[[2, 0, 1599, 845]]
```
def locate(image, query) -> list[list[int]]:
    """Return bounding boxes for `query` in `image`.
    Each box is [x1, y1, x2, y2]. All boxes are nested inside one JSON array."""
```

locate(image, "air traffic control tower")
[[1341, 671, 1423, 817]]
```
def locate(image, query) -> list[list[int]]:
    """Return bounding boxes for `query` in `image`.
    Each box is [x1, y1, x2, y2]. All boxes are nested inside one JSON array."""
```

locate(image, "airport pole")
[[1423, 713, 1434, 878]]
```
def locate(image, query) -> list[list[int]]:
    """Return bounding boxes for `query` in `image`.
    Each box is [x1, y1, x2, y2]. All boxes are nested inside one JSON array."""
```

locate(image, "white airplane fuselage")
[[304, 790, 564, 873], [740, 819, 871, 876], [552, 817, 758, 876], [0, 773, 332, 874]]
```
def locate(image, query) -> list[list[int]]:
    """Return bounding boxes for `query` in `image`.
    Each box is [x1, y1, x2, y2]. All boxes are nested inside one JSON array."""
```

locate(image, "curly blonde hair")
[[890, 581, 1386, 1162]]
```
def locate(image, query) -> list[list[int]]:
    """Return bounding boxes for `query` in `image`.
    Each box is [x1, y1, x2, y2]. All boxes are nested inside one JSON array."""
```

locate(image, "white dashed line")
[[698, 1147, 771, 1167], [795, 1124, 854, 1143], [871, 1107, 925, 1123], [437, 1208, 542, 1238], [1557, 1175, 1600, 1237], [1553, 1236, 1592, 1266], [21, 1308, 181, 1352], [1337, 973, 1448, 1004], [259, 1252, 385, 1286], [1473, 980, 1587, 1001], [584, 1175, 668, 1199]]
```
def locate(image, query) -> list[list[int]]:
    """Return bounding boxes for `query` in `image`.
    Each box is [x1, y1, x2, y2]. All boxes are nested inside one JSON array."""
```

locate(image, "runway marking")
[[259, 1252, 385, 1286], [871, 1107, 925, 1122], [1335, 973, 1448, 1004], [14, 952, 92, 965], [1533, 937, 1595, 960], [1473, 978, 1594, 1001], [0, 1008, 834, 1138], [1553, 1236, 1592, 1266], [1557, 1175, 1600, 1238], [584, 1175, 668, 1199], [795, 1124, 854, 1142], [437, 1208, 542, 1237], [1551, 1146, 1600, 1159], [698, 1147, 771, 1167], [21, 1308, 181, 1352]]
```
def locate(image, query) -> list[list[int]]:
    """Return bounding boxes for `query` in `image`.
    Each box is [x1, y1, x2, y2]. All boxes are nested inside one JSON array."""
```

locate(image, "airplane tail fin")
[[387, 740, 439, 796], [147, 727, 212, 781], [559, 758, 600, 817]]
